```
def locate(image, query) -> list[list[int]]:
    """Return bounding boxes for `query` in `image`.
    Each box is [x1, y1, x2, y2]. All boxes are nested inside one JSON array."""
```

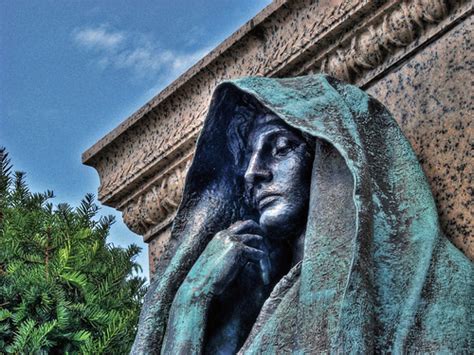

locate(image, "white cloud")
[[72, 24, 212, 80], [138, 46, 213, 99], [73, 25, 125, 51]]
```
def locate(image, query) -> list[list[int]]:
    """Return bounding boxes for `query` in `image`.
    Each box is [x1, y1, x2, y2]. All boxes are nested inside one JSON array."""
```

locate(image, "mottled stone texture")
[[82, 0, 473, 276], [367, 18, 473, 256], [148, 228, 172, 277]]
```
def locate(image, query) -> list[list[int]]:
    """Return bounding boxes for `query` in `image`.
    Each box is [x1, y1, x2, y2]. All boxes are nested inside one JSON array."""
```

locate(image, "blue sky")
[[1, 0, 272, 279]]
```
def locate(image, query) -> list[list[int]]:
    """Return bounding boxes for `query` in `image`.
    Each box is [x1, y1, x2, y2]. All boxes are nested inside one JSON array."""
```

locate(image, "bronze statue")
[[132, 75, 472, 354]]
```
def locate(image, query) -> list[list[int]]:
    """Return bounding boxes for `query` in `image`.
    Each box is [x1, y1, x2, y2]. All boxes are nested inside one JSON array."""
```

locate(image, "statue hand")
[[181, 220, 270, 299], [163, 220, 270, 354]]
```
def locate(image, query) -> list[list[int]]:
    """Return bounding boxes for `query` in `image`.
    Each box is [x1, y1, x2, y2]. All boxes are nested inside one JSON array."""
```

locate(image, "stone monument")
[[82, 0, 473, 353]]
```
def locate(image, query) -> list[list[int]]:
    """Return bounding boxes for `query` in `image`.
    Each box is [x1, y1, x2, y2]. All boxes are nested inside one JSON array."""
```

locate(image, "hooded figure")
[[132, 75, 472, 354]]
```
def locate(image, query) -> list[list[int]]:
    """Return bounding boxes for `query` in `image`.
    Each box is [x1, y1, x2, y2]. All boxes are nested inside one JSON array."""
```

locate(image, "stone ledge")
[[82, 0, 472, 265]]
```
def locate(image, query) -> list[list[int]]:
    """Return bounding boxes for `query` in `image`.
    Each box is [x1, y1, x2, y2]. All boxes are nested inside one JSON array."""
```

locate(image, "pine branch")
[[0, 147, 12, 197], [1, 149, 148, 353]]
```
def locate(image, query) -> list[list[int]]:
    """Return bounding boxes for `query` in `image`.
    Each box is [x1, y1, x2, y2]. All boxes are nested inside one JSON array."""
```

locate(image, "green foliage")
[[0, 148, 147, 354]]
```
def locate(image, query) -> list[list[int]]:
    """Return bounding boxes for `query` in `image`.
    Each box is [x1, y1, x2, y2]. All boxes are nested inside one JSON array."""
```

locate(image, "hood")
[[132, 74, 472, 354]]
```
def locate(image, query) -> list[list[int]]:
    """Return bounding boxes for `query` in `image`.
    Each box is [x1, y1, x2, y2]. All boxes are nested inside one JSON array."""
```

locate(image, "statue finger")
[[259, 255, 271, 285], [240, 245, 270, 285], [229, 219, 264, 235], [240, 245, 266, 263], [231, 233, 263, 248]]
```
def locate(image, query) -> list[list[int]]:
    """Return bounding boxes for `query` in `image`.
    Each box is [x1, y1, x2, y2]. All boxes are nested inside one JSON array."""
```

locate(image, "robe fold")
[[132, 74, 472, 354]]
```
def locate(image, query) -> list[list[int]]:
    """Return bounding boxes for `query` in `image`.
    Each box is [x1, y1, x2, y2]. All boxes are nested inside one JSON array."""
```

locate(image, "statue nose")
[[244, 154, 272, 185]]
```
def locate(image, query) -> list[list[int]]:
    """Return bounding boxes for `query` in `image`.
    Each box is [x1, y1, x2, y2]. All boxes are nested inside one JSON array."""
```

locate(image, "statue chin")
[[259, 202, 305, 240]]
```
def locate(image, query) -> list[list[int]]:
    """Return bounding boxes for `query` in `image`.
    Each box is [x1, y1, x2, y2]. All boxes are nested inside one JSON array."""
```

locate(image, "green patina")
[[132, 75, 472, 354]]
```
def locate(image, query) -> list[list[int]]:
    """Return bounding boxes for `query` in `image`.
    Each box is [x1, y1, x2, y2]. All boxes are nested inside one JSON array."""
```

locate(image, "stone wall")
[[82, 0, 473, 277]]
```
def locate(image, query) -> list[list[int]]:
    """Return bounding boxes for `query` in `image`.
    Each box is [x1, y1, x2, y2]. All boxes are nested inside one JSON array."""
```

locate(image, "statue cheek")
[[272, 157, 300, 183]]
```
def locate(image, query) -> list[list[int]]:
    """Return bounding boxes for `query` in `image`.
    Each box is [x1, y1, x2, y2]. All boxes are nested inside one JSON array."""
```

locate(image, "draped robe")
[[132, 74, 472, 354]]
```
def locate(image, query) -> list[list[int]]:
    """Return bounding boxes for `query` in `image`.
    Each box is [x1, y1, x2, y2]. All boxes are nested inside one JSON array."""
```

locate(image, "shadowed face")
[[244, 114, 313, 239]]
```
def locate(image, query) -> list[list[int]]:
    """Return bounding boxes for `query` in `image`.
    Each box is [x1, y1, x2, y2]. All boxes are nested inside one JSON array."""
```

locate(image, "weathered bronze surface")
[[132, 75, 472, 354]]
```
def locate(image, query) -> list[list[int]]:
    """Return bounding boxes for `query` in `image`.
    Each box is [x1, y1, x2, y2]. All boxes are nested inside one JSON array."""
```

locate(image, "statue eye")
[[272, 136, 293, 156]]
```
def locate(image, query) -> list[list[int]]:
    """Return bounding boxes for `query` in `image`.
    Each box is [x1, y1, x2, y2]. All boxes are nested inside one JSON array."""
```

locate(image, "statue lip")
[[256, 192, 281, 210]]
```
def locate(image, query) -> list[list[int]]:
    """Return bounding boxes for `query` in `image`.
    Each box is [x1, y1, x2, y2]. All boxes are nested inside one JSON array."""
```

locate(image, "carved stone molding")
[[319, 0, 451, 82], [122, 158, 191, 235]]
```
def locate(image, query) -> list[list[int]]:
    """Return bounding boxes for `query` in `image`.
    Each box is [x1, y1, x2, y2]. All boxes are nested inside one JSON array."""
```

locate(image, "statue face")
[[244, 114, 313, 239]]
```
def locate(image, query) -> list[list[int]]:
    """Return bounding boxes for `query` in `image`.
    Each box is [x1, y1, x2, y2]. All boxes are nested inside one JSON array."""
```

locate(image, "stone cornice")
[[82, 0, 471, 239]]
